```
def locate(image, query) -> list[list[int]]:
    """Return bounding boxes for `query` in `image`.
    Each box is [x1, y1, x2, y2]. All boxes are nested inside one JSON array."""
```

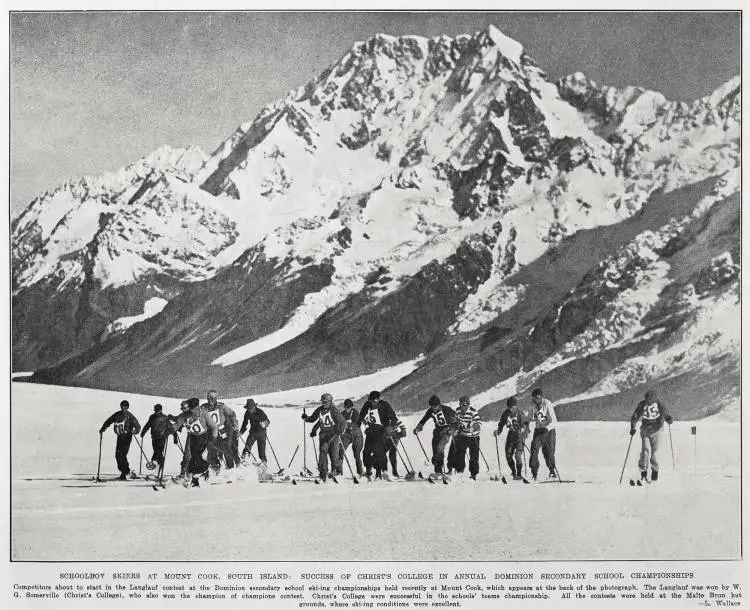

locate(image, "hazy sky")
[[10, 11, 741, 216]]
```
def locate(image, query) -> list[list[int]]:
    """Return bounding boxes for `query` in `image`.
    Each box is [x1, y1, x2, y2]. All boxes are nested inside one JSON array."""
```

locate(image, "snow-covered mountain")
[[14, 26, 740, 419]]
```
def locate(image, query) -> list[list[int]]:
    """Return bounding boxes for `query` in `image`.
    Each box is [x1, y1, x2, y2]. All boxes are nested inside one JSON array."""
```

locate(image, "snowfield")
[[11, 382, 739, 562]]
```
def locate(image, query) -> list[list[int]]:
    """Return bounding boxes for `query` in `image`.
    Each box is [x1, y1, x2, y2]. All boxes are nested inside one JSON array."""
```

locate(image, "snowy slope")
[[11, 382, 739, 561]]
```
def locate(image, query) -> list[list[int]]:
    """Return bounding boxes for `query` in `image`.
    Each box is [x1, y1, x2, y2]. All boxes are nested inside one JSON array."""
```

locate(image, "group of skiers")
[[98, 387, 673, 487]]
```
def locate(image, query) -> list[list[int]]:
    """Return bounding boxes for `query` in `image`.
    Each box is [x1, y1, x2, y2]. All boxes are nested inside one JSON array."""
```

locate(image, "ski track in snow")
[[11, 382, 739, 561]]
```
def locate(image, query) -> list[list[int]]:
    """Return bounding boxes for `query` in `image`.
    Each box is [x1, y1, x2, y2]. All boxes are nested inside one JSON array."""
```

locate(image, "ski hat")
[[459, 396, 470, 407], [531, 388, 544, 398], [644, 390, 657, 402], [321, 393, 333, 404], [153, 404, 162, 412], [506, 397, 518, 407], [344, 399, 354, 408], [244, 398, 257, 409], [186, 397, 200, 409], [429, 395, 441, 407], [368, 391, 381, 401], [120, 400, 130, 408]]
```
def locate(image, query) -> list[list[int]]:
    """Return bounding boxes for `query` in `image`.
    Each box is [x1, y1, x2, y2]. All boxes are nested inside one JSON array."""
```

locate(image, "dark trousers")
[[529, 428, 556, 477], [115, 433, 133, 475], [231, 431, 241, 465], [505, 431, 526, 477], [387, 436, 403, 475], [341, 428, 364, 475], [363, 430, 388, 474], [150, 435, 167, 467], [431, 430, 452, 474], [208, 431, 236, 470], [243, 430, 267, 462], [318, 433, 342, 478], [187, 435, 210, 477], [451, 435, 480, 476]]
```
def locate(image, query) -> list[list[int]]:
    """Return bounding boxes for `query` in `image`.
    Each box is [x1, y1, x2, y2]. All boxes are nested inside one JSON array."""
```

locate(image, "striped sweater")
[[455, 406, 481, 437]]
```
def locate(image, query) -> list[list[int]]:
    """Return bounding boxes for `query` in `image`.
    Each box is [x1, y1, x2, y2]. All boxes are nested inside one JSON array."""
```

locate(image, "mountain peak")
[[478, 24, 524, 64]]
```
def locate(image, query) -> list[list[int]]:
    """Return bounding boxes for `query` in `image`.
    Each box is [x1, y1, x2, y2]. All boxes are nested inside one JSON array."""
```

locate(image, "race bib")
[[188, 418, 206, 435], [365, 409, 382, 426], [320, 411, 334, 428], [431, 410, 447, 426], [113, 422, 126, 435], [642, 402, 661, 420], [207, 409, 225, 430], [508, 414, 519, 431]]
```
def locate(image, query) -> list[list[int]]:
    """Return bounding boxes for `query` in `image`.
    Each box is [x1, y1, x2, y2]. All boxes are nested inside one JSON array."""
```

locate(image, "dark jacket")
[[100, 410, 141, 436], [631, 399, 673, 434], [303, 406, 346, 438], [357, 400, 398, 434], [141, 412, 177, 440], [416, 405, 456, 435], [240, 407, 270, 435]]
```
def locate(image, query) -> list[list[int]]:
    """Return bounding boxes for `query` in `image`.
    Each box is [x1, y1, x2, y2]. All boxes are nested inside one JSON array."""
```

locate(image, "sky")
[[10, 11, 741, 217]]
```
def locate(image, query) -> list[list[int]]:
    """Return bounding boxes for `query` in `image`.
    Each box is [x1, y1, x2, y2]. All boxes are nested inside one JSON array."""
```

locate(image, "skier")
[[301, 394, 346, 481], [239, 398, 270, 465], [630, 390, 674, 483], [358, 391, 398, 481], [529, 388, 558, 480], [495, 396, 530, 480], [140, 403, 178, 469], [414, 395, 456, 479], [99, 400, 142, 480], [386, 416, 407, 478], [451, 396, 481, 480], [201, 390, 238, 472], [339, 398, 364, 476], [170, 397, 219, 487]]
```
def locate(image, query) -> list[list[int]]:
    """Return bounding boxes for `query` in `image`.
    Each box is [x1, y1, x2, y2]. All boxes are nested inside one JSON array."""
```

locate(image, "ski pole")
[[493, 434, 507, 484], [96, 432, 103, 482], [400, 440, 416, 473], [158, 435, 168, 486], [285, 445, 300, 472], [618, 433, 635, 485], [139, 442, 143, 475], [133, 435, 155, 470], [668, 423, 675, 469], [312, 435, 319, 470], [388, 436, 414, 479], [302, 409, 308, 475], [266, 436, 283, 473], [337, 437, 359, 484], [414, 431, 430, 461], [479, 446, 491, 472], [174, 435, 185, 456], [414, 431, 431, 478]]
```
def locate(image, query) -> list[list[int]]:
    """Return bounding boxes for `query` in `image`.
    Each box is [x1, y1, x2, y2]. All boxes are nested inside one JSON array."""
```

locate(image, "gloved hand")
[[301, 413, 307, 420], [471, 423, 481, 433], [99, 428, 105, 435], [398, 429, 407, 438], [239, 428, 246, 436], [665, 416, 673, 425], [493, 429, 500, 437], [413, 426, 422, 435], [173, 435, 179, 445], [261, 420, 269, 429], [384, 425, 395, 436], [140, 431, 146, 438], [630, 428, 636, 436], [310, 430, 317, 438]]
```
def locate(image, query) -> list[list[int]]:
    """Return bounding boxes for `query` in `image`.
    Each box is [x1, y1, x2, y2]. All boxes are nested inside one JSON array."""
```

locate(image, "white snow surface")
[[12, 382, 739, 561], [240, 356, 425, 406], [104, 297, 169, 336]]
